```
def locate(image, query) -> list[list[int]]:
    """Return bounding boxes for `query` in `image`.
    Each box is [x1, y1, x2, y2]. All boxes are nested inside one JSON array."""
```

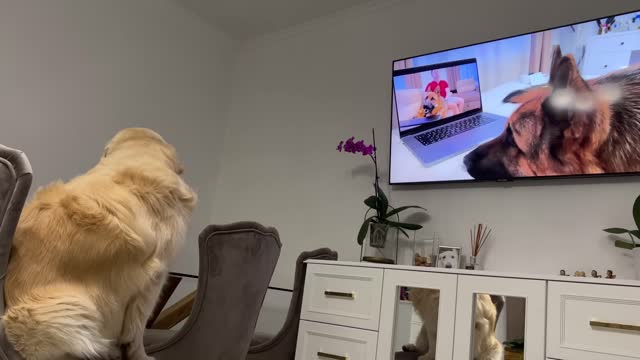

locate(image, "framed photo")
[[436, 245, 462, 269]]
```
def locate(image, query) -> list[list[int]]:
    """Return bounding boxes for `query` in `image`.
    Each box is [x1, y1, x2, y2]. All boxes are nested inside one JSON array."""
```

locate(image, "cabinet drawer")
[[582, 50, 631, 75], [295, 320, 378, 360], [301, 264, 383, 331], [547, 281, 640, 360]]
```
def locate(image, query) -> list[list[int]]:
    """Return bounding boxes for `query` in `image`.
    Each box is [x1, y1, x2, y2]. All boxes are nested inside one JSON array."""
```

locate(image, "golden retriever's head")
[[103, 128, 184, 175]]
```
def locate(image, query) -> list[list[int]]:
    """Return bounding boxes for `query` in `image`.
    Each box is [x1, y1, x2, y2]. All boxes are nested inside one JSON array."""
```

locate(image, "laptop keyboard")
[[414, 115, 495, 146]]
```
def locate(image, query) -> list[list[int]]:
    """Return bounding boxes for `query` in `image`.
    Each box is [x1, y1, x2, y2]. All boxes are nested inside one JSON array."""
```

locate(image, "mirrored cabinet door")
[[453, 275, 546, 360], [376, 270, 457, 360]]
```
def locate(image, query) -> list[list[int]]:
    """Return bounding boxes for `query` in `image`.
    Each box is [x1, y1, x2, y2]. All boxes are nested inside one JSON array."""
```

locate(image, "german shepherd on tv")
[[464, 47, 640, 180]]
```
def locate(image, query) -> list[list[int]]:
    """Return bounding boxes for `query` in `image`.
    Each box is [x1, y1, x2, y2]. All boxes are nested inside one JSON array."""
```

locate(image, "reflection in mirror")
[[393, 287, 439, 360], [472, 294, 526, 360]]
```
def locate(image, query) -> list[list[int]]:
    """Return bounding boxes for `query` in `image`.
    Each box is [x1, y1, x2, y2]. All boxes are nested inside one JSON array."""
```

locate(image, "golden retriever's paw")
[[105, 345, 123, 360], [402, 344, 418, 352], [127, 353, 155, 360]]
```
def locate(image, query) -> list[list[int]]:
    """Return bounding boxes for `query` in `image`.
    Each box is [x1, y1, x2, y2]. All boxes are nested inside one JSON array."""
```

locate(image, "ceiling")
[[174, 0, 374, 39]]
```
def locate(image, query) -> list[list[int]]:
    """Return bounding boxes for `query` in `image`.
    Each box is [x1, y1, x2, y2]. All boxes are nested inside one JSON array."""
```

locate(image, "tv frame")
[[388, 7, 640, 186]]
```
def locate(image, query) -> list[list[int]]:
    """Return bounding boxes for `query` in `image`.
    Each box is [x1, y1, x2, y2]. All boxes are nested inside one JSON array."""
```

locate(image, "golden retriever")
[[404, 289, 502, 360], [3, 128, 197, 360]]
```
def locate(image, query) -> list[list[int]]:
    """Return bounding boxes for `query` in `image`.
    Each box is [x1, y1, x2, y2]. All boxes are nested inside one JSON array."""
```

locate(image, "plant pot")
[[361, 224, 398, 264], [369, 223, 389, 248]]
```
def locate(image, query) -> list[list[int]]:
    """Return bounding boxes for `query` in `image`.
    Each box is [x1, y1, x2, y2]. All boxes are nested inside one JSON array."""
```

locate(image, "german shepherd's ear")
[[549, 51, 587, 91], [503, 86, 551, 104], [549, 46, 563, 79]]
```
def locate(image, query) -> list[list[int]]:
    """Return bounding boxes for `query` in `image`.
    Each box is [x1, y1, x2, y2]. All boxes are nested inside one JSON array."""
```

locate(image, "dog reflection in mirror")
[[403, 290, 502, 360]]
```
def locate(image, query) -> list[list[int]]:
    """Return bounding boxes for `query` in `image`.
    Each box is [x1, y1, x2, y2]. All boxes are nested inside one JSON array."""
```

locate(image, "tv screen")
[[390, 9, 640, 184]]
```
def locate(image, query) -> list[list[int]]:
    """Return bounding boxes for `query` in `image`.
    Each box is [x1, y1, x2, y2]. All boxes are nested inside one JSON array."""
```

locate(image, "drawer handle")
[[590, 320, 640, 332], [324, 290, 354, 299], [317, 351, 348, 360]]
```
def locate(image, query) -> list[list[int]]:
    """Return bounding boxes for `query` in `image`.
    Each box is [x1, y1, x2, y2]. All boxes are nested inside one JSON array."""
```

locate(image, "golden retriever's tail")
[[2, 286, 112, 360]]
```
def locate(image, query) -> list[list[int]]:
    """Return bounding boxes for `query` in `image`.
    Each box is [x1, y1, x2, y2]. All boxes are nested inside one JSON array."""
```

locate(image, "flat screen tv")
[[389, 9, 640, 184]]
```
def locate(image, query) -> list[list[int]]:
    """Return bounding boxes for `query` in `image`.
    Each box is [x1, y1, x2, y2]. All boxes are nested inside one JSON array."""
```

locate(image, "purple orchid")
[[337, 136, 374, 156]]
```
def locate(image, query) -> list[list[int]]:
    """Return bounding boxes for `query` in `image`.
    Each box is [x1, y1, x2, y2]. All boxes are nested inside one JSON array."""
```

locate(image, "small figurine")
[[559, 269, 568, 276], [591, 270, 602, 278], [574, 271, 586, 277], [606, 270, 617, 279]]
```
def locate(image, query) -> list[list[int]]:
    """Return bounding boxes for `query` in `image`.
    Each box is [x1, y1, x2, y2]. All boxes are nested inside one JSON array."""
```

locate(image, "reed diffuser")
[[469, 224, 491, 270]]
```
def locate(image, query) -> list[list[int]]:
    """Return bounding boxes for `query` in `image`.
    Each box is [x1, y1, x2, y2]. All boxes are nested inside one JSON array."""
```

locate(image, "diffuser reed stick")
[[470, 223, 491, 257]]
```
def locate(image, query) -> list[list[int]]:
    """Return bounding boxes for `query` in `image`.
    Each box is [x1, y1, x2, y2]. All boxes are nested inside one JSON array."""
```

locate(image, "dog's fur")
[[3, 128, 197, 360], [402, 288, 440, 360], [403, 290, 502, 360], [417, 88, 448, 119], [465, 47, 640, 180], [436, 250, 459, 269], [473, 294, 503, 360]]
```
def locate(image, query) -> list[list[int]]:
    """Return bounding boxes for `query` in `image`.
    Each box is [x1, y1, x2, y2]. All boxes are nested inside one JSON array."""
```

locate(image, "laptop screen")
[[393, 58, 482, 135]]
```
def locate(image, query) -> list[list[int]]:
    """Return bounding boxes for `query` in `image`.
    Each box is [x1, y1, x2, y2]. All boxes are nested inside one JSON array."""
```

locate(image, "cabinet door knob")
[[317, 351, 348, 360], [324, 290, 355, 299], [590, 320, 640, 332]]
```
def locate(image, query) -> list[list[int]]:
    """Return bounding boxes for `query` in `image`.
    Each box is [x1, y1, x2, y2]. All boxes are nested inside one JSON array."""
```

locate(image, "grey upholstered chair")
[[247, 248, 338, 360], [145, 222, 282, 360], [0, 145, 33, 360]]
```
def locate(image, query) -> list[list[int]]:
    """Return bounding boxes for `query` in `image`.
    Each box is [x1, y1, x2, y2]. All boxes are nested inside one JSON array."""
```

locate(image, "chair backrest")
[[0, 146, 32, 313], [0, 145, 32, 360], [147, 222, 282, 360], [247, 248, 338, 360]]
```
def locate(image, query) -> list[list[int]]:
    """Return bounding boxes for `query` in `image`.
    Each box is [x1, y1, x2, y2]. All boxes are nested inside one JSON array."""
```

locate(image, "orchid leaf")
[[375, 184, 389, 217], [633, 194, 640, 231], [386, 220, 422, 231], [603, 228, 631, 234], [615, 239, 636, 250], [385, 205, 427, 219], [364, 196, 379, 210], [357, 217, 374, 245]]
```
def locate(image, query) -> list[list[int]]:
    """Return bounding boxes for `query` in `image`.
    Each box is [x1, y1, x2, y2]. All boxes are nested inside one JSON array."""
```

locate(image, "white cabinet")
[[300, 263, 383, 331], [295, 320, 378, 360], [295, 261, 640, 359], [547, 281, 640, 360]]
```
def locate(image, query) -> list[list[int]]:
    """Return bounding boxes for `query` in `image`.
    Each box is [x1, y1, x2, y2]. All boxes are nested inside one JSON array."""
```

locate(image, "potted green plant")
[[603, 194, 640, 278], [337, 129, 426, 263]]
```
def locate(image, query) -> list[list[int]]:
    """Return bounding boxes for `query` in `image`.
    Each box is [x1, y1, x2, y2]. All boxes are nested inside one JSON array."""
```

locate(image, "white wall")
[[214, 0, 640, 298], [0, 0, 235, 274]]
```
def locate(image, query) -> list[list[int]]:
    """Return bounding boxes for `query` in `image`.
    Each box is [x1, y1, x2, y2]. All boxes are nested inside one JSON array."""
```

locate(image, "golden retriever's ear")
[[503, 86, 551, 104]]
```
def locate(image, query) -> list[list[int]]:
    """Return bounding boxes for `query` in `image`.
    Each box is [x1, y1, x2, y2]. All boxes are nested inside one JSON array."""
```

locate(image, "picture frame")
[[436, 245, 462, 269]]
